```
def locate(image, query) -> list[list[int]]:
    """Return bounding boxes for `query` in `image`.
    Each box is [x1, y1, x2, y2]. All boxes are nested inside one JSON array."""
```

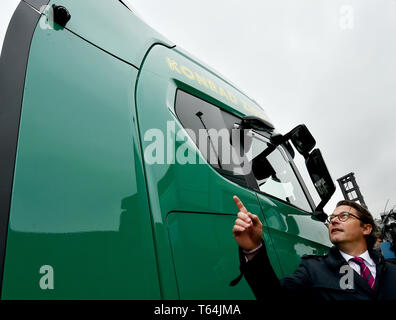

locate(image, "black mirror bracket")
[[313, 210, 328, 223]]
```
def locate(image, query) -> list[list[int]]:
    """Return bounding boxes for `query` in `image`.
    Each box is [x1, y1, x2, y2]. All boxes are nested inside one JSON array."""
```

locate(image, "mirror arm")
[[314, 186, 335, 221], [270, 127, 298, 145], [270, 133, 285, 146], [315, 200, 327, 214], [270, 126, 306, 145], [280, 126, 301, 142], [313, 209, 328, 223]]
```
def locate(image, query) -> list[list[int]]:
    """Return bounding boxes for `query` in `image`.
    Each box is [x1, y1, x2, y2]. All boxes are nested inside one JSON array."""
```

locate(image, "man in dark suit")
[[231, 196, 396, 300]]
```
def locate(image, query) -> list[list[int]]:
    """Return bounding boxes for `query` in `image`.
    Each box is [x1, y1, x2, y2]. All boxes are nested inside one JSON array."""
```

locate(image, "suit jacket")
[[233, 242, 396, 300]]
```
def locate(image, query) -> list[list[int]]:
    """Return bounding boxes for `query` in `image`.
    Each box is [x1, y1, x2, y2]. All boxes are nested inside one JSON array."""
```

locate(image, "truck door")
[[135, 45, 282, 299]]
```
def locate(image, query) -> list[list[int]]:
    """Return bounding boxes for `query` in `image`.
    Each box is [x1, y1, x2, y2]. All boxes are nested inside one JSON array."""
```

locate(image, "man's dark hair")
[[336, 200, 378, 251]]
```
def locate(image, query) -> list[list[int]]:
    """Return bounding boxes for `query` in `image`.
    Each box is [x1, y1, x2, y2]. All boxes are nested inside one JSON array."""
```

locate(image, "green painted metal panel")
[[167, 209, 273, 300], [2, 13, 160, 299], [42, 0, 174, 68], [257, 194, 332, 277], [167, 212, 254, 300]]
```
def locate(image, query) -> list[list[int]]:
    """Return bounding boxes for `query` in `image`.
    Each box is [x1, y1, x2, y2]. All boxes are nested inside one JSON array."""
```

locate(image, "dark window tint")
[[175, 90, 248, 185]]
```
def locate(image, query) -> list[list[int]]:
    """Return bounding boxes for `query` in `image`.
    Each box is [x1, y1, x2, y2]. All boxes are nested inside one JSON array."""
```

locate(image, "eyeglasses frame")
[[326, 211, 365, 224]]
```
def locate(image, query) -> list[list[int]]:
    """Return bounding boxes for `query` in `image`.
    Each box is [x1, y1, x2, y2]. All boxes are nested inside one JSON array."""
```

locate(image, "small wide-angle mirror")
[[289, 124, 316, 157], [305, 148, 336, 214], [270, 124, 315, 158]]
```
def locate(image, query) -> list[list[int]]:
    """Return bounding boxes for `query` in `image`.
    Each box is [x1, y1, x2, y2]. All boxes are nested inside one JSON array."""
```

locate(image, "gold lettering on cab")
[[166, 57, 269, 121]]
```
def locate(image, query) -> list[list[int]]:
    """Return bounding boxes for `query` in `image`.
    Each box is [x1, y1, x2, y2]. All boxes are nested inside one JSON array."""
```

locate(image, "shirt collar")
[[339, 249, 376, 267]]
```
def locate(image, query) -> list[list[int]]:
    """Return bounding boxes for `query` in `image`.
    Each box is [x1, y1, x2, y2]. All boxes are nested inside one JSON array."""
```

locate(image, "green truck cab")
[[0, 0, 335, 299]]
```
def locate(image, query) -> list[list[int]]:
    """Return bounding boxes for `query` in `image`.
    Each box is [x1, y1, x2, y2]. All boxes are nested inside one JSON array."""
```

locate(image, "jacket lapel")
[[325, 246, 381, 298], [352, 269, 376, 297], [371, 248, 385, 297]]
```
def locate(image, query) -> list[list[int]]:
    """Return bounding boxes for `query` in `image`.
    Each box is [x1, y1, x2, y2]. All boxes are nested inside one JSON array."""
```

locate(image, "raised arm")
[[232, 195, 312, 301]]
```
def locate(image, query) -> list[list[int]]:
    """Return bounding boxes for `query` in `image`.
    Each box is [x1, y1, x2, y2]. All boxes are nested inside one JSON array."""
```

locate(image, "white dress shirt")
[[339, 250, 377, 279]]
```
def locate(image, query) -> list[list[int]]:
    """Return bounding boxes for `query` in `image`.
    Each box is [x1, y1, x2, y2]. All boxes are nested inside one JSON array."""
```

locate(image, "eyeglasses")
[[326, 212, 363, 224]]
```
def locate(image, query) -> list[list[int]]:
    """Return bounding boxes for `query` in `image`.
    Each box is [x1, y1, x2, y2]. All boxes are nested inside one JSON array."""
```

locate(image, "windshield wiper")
[[196, 111, 222, 169]]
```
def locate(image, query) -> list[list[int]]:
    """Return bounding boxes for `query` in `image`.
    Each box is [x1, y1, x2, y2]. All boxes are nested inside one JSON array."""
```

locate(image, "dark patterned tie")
[[350, 257, 375, 290]]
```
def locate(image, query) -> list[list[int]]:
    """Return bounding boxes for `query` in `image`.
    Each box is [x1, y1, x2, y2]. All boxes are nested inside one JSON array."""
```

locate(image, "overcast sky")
[[2, 0, 396, 218]]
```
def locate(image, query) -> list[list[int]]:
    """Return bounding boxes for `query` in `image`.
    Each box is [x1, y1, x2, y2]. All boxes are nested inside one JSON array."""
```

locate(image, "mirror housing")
[[240, 116, 275, 132], [270, 124, 315, 158], [306, 149, 336, 215], [288, 125, 316, 158]]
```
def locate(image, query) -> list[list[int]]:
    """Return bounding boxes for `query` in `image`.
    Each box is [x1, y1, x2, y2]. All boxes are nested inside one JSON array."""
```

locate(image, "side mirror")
[[270, 124, 315, 158], [306, 148, 336, 214], [289, 125, 316, 158]]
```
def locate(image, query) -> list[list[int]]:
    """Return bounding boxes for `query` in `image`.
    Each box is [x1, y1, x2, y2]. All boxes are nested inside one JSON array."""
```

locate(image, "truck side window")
[[175, 89, 247, 186], [247, 131, 312, 212]]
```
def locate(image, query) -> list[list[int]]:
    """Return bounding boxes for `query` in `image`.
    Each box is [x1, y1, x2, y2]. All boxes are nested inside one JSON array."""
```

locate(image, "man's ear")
[[362, 223, 373, 236]]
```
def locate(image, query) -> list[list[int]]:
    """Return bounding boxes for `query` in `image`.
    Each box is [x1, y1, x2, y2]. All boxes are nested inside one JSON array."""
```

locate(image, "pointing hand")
[[232, 195, 263, 251]]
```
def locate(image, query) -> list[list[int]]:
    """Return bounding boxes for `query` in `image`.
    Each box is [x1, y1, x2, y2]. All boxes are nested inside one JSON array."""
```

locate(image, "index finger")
[[233, 195, 248, 214]]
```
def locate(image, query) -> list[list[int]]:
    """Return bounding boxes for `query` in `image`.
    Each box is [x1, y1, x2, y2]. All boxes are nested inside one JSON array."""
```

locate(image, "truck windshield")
[[246, 130, 312, 212]]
